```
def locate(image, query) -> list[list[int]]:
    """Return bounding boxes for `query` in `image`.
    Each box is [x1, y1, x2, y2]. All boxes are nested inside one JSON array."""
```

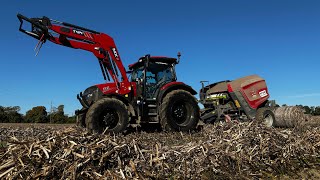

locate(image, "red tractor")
[[17, 14, 199, 133]]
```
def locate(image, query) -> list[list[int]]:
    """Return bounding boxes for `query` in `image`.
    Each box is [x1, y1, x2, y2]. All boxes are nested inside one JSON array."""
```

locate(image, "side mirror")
[[177, 52, 181, 64]]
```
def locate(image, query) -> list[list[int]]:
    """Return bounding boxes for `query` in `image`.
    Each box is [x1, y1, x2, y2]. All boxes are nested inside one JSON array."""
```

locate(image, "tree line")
[[0, 105, 76, 123], [0, 104, 319, 123], [281, 104, 320, 115]]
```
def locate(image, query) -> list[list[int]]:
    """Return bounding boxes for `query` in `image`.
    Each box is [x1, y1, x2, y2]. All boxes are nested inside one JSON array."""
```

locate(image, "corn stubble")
[[0, 118, 319, 179]]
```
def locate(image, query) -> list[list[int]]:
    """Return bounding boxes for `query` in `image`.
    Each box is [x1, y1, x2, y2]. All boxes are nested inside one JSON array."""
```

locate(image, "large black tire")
[[256, 107, 275, 127], [76, 112, 86, 128], [86, 98, 129, 134], [160, 90, 199, 131]]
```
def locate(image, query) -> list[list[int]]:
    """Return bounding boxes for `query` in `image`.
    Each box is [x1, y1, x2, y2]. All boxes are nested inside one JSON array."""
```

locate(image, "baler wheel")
[[256, 107, 275, 127]]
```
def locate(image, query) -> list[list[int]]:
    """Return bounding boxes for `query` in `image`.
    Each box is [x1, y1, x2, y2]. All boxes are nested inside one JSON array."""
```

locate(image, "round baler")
[[199, 75, 275, 126]]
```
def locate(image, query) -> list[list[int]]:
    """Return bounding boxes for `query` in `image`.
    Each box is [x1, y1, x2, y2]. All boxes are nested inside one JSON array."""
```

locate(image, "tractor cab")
[[129, 56, 178, 99]]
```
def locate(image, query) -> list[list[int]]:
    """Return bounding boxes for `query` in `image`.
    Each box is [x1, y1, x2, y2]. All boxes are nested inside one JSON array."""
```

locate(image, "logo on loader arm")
[[112, 48, 119, 59], [73, 29, 84, 36]]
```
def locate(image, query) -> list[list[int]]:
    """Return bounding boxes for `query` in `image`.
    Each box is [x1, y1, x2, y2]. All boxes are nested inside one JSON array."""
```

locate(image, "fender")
[[157, 82, 197, 103]]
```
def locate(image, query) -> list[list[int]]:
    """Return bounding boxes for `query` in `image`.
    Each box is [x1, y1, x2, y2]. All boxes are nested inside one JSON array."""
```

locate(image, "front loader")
[[17, 14, 199, 133]]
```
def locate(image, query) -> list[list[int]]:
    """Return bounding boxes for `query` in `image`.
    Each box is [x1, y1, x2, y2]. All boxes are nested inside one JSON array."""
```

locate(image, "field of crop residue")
[[0, 119, 320, 179]]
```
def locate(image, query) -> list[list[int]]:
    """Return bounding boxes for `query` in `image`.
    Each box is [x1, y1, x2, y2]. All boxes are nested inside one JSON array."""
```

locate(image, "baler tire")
[[256, 107, 275, 127], [159, 90, 199, 132], [86, 98, 129, 134]]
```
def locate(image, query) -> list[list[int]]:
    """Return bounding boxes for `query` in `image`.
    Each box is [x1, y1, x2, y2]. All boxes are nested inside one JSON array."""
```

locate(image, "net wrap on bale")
[[273, 106, 307, 128]]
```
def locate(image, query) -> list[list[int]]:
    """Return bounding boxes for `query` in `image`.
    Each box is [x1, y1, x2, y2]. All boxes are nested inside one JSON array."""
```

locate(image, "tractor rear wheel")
[[160, 90, 199, 131], [86, 98, 129, 134], [256, 107, 275, 127]]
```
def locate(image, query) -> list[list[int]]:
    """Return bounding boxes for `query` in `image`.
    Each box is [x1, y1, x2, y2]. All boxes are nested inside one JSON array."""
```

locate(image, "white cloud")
[[287, 93, 320, 98]]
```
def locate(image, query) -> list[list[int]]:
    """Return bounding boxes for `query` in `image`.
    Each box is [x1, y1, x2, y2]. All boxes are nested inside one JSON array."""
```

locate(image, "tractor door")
[[144, 62, 176, 99], [130, 62, 176, 119], [131, 67, 144, 99]]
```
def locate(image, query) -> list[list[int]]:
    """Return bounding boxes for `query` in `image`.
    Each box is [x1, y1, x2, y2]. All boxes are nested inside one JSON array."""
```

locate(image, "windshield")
[[131, 62, 175, 84], [131, 67, 143, 81]]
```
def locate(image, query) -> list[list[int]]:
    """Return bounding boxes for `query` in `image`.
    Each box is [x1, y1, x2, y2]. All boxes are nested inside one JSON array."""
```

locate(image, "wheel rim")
[[100, 108, 119, 130], [263, 113, 273, 127], [171, 101, 191, 125]]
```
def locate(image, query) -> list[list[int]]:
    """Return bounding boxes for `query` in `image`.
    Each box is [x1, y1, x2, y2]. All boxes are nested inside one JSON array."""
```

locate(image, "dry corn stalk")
[[0, 121, 319, 179]]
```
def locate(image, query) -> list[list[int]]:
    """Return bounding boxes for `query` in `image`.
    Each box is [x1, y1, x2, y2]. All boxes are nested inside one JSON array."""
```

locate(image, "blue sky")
[[0, 0, 319, 115]]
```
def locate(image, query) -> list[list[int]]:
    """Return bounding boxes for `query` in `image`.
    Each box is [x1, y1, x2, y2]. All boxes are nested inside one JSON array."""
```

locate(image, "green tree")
[[6, 111, 23, 123], [57, 105, 64, 114], [3, 106, 21, 112], [25, 106, 48, 123], [66, 116, 76, 124], [0, 106, 24, 123], [314, 106, 320, 116], [0, 106, 7, 123], [303, 106, 312, 114], [310, 106, 316, 115], [50, 105, 68, 123]]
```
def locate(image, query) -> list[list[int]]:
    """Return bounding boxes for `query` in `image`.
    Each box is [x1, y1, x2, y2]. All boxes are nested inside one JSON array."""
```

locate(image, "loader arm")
[[17, 13, 129, 85]]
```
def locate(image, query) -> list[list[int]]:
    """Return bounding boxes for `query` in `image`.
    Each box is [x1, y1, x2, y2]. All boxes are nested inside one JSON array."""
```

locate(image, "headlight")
[[84, 93, 94, 104]]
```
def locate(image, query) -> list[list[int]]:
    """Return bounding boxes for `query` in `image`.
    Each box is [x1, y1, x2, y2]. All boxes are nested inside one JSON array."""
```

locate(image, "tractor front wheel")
[[86, 98, 129, 134], [160, 90, 199, 131], [76, 112, 86, 128]]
